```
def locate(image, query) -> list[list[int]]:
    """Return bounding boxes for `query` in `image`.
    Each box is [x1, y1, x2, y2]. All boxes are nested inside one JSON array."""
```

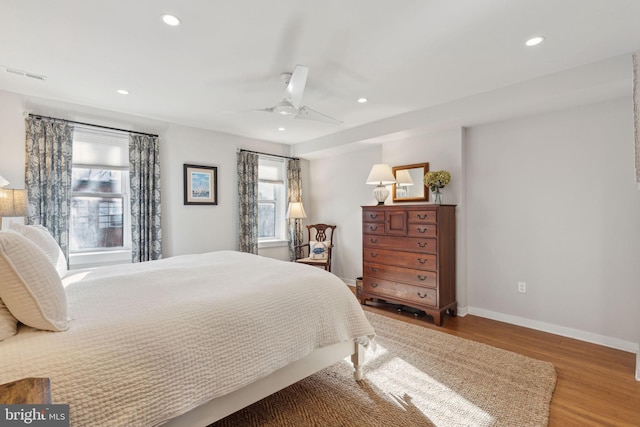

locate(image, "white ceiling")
[[1, 0, 639, 149]]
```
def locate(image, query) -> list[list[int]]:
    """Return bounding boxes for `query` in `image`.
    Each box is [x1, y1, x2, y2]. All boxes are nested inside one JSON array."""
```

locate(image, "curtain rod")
[[28, 114, 159, 138], [238, 149, 299, 161]]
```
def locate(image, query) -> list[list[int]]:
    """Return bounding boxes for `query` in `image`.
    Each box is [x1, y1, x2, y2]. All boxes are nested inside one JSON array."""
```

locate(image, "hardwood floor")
[[356, 296, 640, 426]]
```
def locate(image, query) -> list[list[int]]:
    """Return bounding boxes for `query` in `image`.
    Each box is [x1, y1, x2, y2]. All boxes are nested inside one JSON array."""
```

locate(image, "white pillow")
[[9, 223, 68, 278], [0, 298, 18, 341], [309, 241, 330, 260], [0, 232, 69, 332]]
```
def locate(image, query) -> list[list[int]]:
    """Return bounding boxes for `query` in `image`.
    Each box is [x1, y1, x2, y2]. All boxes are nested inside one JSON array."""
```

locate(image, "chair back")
[[306, 224, 336, 245]]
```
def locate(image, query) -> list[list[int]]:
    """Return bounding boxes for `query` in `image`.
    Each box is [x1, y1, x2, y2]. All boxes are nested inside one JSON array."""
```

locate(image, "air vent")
[[3, 66, 47, 81]]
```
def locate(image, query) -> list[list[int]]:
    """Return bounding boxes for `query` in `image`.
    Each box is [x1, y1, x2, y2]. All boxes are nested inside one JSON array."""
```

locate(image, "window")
[[258, 157, 287, 242], [70, 127, 131, 254], [70, 168, 127, 250]]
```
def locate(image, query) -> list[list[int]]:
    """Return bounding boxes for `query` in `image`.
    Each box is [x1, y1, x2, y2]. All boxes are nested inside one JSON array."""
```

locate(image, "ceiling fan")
[[258, 65, 342, 124]]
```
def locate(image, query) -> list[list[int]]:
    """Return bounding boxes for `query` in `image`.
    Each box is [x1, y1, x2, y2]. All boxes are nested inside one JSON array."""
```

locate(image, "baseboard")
[[468, 306, 638, 354], [340, 277, 637, 355]]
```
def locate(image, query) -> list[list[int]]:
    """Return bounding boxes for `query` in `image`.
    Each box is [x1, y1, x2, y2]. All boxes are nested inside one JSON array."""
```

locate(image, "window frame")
[[257, 156, 288, 246], [67, 126, 134, 269]]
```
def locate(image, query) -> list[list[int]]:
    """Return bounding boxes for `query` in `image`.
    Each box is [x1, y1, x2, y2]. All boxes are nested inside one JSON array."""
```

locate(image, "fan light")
[[274, 100, 296, 116]]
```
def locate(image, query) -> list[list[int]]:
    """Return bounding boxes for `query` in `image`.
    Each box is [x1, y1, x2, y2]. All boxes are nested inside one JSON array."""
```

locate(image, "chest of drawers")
[[360, 204, 456, 325]]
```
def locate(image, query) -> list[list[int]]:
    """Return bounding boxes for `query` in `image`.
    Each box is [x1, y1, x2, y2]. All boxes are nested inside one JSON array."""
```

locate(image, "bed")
[[0, 230, 375, 426]]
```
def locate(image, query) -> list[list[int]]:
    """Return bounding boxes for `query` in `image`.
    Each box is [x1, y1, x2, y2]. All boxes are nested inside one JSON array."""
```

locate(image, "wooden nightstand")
[[0, 377, 52, 404]]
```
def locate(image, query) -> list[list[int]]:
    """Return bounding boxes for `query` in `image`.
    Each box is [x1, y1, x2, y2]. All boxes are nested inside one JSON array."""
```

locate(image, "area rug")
[[211, 311, 557, 426]]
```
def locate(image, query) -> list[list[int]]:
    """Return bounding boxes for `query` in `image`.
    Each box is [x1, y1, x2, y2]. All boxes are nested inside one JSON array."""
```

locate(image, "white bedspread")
[[0, 251, 375, 426]]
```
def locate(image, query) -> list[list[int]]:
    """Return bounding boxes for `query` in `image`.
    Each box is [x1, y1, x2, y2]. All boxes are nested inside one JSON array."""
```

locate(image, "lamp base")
[[373, 185, 389, 205]]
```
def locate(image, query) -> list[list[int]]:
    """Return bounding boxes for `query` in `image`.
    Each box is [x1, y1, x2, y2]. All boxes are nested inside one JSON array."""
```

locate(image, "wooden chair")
[[294, 224, 336, 272]]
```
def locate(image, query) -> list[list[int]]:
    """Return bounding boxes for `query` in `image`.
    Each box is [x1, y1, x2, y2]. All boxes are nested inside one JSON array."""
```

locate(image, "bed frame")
[[163, 341, 365, 426]]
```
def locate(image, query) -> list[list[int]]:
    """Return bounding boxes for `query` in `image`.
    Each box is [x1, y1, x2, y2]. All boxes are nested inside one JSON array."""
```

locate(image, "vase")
[[431, 187, 443, 204]]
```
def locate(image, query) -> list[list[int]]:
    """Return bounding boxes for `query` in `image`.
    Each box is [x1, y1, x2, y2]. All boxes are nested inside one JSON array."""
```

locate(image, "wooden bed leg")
[[351, 343, 365, 381]]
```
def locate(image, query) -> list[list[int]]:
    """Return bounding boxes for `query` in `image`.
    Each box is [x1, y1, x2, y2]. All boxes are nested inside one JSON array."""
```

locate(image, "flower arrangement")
[[423, 170, 451, 192]]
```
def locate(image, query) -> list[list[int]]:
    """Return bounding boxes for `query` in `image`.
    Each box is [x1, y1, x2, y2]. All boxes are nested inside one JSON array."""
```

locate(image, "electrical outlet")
[[518, 282, 527, 293]]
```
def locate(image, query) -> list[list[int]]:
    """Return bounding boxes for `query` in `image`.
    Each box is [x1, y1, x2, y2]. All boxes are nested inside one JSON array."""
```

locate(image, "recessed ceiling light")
[[357, 97, 368, 103], [278, 127, 286, 131], [162, 14, 181, 26], [116, 89, 130, 95], [525, 36, 544, 47]]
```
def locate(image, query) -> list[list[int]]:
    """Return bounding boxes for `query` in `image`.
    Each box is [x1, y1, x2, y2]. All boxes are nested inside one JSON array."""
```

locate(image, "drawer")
[[363, 277, 437, 307], [363, 248, 436, 270], [362, 222, 385, 235], [362, 210, 385, 223], [408, 210, 437, 224], [407, 223, 437, 237], [364, 262, 437, 288], [363, 235, 436, 253]]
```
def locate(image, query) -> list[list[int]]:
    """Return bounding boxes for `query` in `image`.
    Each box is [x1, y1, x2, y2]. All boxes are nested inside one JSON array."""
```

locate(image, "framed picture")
[[184, 164, 217, 205]]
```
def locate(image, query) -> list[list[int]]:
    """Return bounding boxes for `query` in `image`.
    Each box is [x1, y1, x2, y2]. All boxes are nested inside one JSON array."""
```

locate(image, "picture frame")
[[184, 164, 217, 205]]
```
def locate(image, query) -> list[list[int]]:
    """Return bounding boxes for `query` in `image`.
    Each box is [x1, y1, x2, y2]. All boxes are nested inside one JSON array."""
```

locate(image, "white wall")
[[307, 96, 640, 352], [0, 91, 28, 188], [0, 90, 296, 260], [466, 97, 640, 348], [307, 145, 381, 280], [381, 127, 467, 308]]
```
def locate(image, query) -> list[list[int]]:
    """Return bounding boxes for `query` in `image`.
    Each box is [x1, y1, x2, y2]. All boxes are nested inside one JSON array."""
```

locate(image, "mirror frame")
[[392, 162, 429, 202]]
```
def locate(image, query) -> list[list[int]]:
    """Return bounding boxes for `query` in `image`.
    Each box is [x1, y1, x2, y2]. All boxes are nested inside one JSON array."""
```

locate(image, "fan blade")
[[295, 106, 342, 124], [285, 65, 309, 109], [253, 107, 276, 113]]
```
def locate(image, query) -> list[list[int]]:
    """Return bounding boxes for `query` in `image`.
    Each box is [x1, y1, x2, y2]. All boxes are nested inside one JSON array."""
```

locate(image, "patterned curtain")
[[287, 158, 304, 261], [129, 134, 162, 262], [24, 117, 73, 260], [633, 52, 640, 187], [237, 151, 259, 254]]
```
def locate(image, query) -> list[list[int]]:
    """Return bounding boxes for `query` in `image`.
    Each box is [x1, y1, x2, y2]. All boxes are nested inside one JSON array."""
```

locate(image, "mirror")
[[392, 163, 429, 202]]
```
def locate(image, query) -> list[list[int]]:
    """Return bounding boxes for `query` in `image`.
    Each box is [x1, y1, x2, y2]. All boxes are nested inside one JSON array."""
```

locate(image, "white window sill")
[[69, 249, 132, 269], [258, 239, 289, 249]]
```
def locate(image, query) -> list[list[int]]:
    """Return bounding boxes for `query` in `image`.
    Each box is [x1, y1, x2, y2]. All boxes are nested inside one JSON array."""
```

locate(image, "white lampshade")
[[395, 169, 414, 186], [286, 201, 307, 219], [0, 175, 9, 188], [366, 164, 396, 205], [366, 164, 396, 185], [0, 189, 28, 217]]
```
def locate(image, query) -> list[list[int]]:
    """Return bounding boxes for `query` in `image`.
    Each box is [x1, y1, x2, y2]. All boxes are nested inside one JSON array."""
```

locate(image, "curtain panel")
[[129, 134, 162, 262], [237, 151, 259, 254], [24, 117, 73, 260], [287, 158, 304, 261]]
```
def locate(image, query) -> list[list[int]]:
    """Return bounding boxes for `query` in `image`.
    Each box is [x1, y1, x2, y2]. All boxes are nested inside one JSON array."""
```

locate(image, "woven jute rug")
[[212, 311, 557, 426]]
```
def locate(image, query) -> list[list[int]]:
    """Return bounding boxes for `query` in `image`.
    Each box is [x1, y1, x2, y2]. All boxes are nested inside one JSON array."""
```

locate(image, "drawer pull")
[[370, 238, 378, 243], [370, 267, 379, 273], [417, 242, 428, 248], [369, 225, 378, 231], [417, 214, 428, 220], [371, 282, 379, 288], [417, 292, 429, 299], [370, 252, 379, 258], [417, 275, 427, 281], [417, 258, 427, 264], [370, 214, 378, 219], [417, 227, 428, 233]]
